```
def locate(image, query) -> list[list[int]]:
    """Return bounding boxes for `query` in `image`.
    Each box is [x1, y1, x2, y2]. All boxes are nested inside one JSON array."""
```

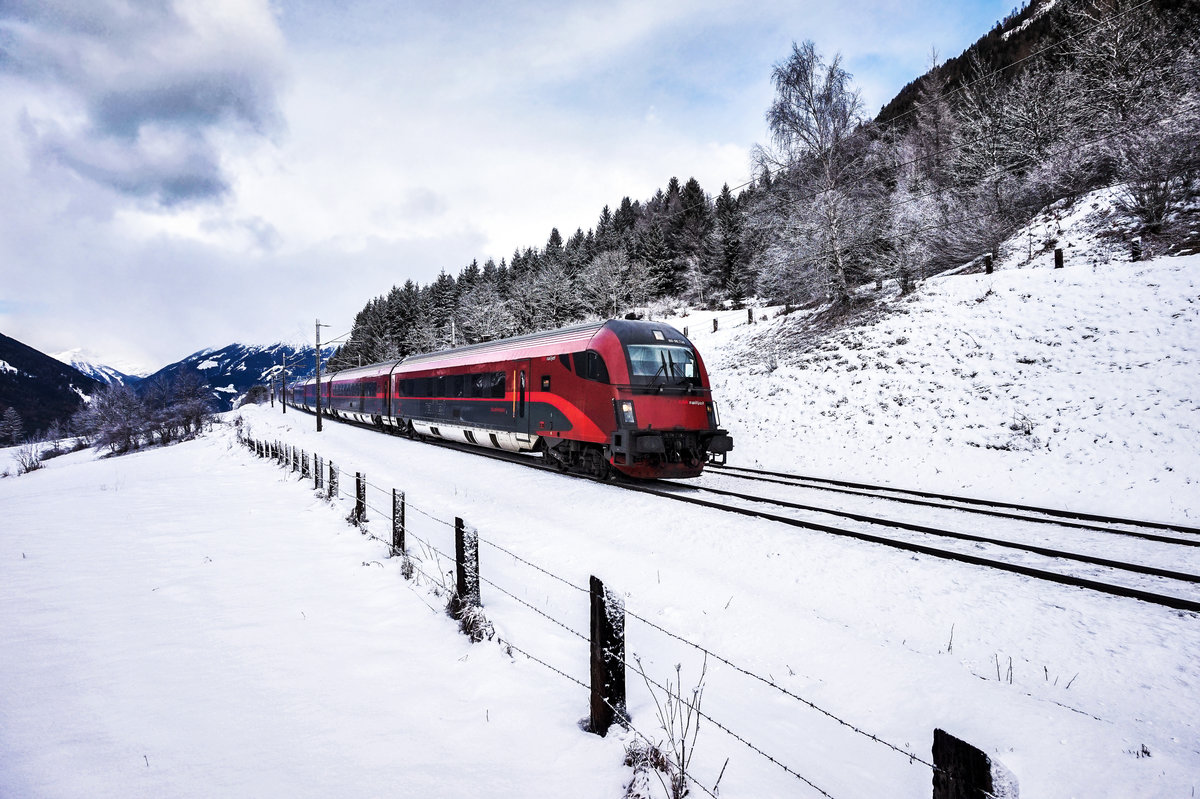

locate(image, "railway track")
[[277, 405, 1200, 613], [649, 468, 1200, 614]]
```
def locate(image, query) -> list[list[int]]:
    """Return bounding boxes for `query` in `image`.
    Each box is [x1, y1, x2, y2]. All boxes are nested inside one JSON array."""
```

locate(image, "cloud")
[[0, 0, 287, 205]]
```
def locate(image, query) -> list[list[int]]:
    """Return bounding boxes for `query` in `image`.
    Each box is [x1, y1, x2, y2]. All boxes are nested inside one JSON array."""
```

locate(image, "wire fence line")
[[237, 430, 1001, 798]]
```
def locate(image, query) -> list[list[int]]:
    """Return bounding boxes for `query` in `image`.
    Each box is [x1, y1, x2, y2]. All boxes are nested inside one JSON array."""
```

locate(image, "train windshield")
[[626, 344, 700, 388]]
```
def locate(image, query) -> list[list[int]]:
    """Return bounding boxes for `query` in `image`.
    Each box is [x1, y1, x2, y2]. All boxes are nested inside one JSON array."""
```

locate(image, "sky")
[[0, 0, 1018, 374]]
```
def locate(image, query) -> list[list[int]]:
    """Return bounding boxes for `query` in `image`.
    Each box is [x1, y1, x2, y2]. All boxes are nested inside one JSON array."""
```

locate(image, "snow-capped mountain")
[[52, 348, 147, 387], [140, 343, 336, 413]]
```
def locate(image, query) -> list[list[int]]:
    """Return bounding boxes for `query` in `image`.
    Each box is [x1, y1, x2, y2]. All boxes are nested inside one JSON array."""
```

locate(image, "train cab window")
[[558, 354, 572, 371], [572, 350, 609, 383], [627, 344, 699, 388]]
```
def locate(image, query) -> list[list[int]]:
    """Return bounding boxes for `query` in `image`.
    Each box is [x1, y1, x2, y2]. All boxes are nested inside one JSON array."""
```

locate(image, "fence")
[[238, 429, 1016, 799]]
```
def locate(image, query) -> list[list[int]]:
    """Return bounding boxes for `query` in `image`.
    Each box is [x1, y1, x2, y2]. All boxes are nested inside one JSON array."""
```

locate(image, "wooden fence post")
[[392, 489, 406, 556], [451, 517, 481, 617], [301, 451, 310, 479], [712, 318, 718, 332], [589, 574, 627, 736], [328, 461, 338, 500], [747, 307, 753, 325], [984, 254, 993, 274], [1054, 247, 1063, 269], [932, 729, 1018, 799], [1131, 237, 1142, 262], [353, 472, 366, 525], [314, 454, 322, 490]]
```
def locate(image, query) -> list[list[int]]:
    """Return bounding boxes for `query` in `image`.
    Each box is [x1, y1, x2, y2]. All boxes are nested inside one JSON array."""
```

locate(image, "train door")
[[513, 360, 531, 435]]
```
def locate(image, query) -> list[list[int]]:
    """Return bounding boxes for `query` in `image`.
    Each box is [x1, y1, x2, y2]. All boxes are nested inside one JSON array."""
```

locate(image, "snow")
[[0, 439, 620, 799], [0, 359, 17, 374], [52, 347, 150, 382], [701, 254, 1200, 526], [195, 359, 220, 370], [3, 246, 1199, 798]]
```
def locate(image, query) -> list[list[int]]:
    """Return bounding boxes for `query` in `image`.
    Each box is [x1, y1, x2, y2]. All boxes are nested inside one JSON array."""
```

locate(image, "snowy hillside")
[[691, 252, 1199, 526], [53, 348, 146, 387]]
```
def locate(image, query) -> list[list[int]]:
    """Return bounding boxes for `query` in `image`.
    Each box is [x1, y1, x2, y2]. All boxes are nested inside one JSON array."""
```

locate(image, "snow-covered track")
[[626, 479, 1200, 614], [707, 463, 1200, 543]]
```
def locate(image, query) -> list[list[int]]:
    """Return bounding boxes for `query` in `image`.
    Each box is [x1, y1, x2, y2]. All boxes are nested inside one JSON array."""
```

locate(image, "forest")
[[326, 0, 1199, 370]]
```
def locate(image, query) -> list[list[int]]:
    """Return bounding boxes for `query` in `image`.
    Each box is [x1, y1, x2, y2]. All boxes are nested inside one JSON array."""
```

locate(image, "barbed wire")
[[477, 538, 589, 594], [631, 655, 839, 799], [623, 605, 935, 769], [249, 433, 957, 781]]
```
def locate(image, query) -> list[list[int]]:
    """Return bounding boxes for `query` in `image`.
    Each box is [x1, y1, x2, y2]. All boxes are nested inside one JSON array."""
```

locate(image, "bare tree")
[[754, 40, 870, 306]]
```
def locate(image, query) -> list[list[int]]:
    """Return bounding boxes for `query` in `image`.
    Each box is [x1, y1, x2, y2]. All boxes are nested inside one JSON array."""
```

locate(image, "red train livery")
[[289, 319, 733, 479]]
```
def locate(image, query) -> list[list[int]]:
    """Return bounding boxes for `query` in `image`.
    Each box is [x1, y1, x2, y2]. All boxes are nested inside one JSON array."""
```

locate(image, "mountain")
[[53, 348, 146, 388], [0, 332, 103, 440], [139, 343, 336, 413], [874, 0, 1199, 125]]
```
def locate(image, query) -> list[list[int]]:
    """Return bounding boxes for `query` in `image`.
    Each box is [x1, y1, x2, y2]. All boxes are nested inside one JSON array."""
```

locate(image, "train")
[[287, 319, 733, 479]]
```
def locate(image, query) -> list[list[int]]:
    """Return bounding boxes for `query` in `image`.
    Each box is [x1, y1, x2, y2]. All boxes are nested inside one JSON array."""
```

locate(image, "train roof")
[[300, 319, 695, 384], [395, 318, 693, 373]]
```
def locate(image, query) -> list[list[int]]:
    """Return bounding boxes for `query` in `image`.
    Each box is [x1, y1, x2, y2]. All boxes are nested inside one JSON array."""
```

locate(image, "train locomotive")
[[289, 319, 733, 479]]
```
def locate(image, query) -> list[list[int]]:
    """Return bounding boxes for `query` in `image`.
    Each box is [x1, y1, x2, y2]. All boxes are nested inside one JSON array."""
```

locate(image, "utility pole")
[[281, 353, 287, 414], [316, 319, 329, 432]]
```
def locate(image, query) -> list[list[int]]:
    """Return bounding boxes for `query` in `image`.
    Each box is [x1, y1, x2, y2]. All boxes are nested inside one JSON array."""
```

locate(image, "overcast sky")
[[0, 0, 1014, 373]]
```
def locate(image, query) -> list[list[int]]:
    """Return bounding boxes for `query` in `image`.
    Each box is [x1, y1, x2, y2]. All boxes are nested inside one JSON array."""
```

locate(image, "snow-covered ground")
[[697, 252, 1200, 526], [3, 242, 1199, 797]]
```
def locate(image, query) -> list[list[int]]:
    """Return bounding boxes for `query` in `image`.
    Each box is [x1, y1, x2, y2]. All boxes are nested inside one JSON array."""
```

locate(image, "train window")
[[519, 371, 526, 417], [627, 344, 699, 387], [451, 375, 464, 398], [572, 350, 610, 384], [435, 376, 446, 397], [477, 371, 503, 399], [558, 354, 572, 371]]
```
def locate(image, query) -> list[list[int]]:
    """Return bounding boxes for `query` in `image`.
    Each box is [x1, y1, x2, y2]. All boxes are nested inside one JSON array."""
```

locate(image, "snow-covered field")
[[3, 247, 1199, 798]]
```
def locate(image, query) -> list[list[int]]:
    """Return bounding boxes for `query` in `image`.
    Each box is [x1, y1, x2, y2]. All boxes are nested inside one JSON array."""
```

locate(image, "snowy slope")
[[53, 347, 146, 386], [692, 252, 1200, 526]]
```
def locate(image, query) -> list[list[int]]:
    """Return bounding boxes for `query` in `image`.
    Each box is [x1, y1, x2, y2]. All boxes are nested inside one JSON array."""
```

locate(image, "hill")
[[686, 189, 1199, 524], [0, 332, 102, 439]]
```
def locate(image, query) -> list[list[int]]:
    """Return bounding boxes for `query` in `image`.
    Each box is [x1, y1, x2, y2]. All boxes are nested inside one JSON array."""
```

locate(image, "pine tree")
[[1, 406, 22, 444]]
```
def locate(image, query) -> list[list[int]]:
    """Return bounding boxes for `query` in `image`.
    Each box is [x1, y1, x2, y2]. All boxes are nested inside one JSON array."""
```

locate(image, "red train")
[[289, 319, 732, 479]]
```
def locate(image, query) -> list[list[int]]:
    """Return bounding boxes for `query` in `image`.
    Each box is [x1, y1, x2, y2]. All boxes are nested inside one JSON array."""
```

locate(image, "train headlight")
[[706, 402, 720, 428], [618, 399, 637, 426]]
